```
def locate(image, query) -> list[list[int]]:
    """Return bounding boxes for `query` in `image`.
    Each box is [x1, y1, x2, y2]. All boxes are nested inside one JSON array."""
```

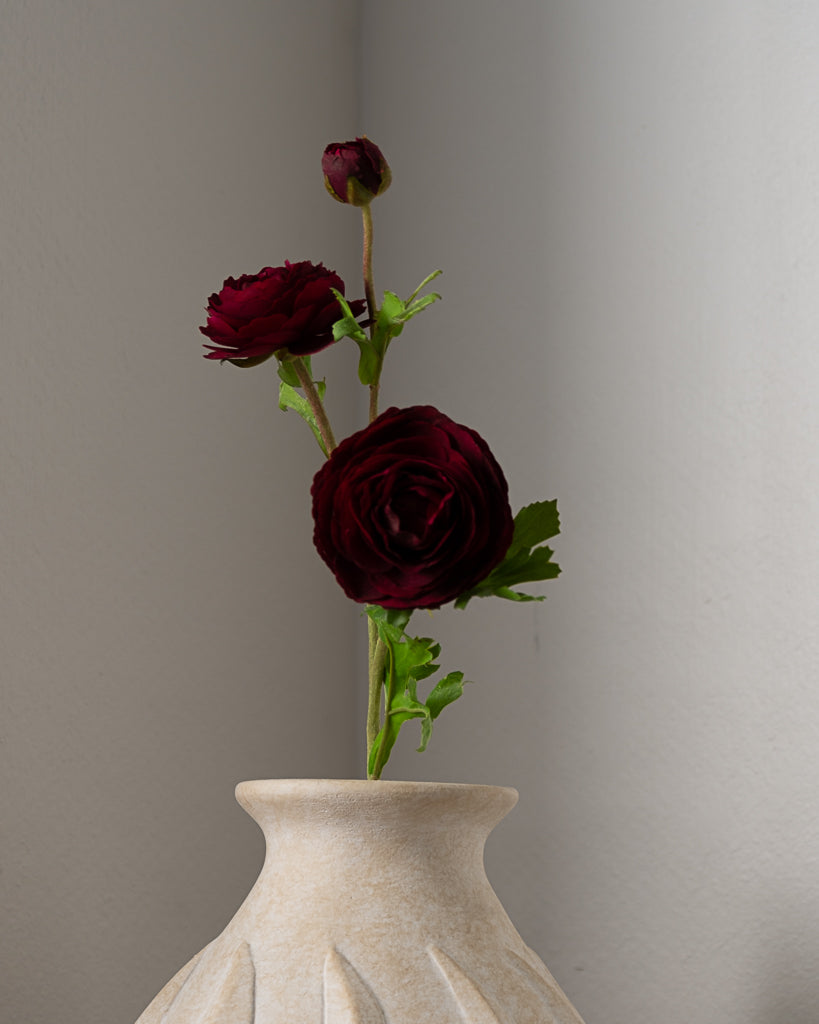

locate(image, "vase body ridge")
[[135, 779, 586, 1024]]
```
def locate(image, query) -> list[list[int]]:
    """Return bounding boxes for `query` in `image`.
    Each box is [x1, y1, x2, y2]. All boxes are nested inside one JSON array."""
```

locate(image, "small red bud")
[[322, 137, 392, 207]]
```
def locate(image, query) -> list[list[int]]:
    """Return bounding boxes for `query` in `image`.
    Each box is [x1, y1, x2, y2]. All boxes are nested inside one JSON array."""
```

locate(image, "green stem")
[[361, 204, 380, 422], [291, 357, 336, 455], [369, 638, 396, 781], [366, 624, 388, 777], [368, 379, 380, 423], [362, 203, 377, 325], [361, 205, 385, 777]]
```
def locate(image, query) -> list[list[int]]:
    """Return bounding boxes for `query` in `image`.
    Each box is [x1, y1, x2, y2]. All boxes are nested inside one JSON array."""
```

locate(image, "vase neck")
[[235, 779, 518, 863]]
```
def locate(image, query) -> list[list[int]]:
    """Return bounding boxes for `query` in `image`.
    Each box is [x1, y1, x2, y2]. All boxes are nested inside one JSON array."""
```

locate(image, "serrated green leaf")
[[278, 381, 327, 456], [484, 547, 560, 589], [388, 692, 429, 719], [418, 671, 466, 752], [508, 500, 560, 554], [454, 500, 561, 608], [391, 635, 440, 684], [425, 670, 466, 720], [484, 586, 546, 604]]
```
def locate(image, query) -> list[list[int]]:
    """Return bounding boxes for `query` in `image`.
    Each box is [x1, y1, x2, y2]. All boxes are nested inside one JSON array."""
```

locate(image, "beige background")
[[3, 3, 819, 1023]]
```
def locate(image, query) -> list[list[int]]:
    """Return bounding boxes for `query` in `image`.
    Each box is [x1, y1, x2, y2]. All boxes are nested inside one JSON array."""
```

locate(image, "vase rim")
[[235, 777, 518, 797], [234, 778, 519, 822]]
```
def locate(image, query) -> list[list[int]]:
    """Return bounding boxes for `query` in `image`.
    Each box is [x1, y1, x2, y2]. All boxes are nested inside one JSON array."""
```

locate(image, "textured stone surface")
[[135, 780, 586, 1024]]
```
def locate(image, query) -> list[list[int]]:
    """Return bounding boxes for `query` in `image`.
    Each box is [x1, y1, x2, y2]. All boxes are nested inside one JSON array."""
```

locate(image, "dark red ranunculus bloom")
[[322, 137, 392, 207], [200, 261, 365, 363], [311, 406, 514, 609]]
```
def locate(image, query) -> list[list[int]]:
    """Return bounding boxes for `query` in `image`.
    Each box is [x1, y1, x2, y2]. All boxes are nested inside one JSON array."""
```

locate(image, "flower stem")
[[366, 621, 388, 778], [368, 637, 394, 781], [361, 204, 380, 422], [361, 204, 385, 777], [362, 203, 377, 327], [368, 379, 380, 423], [291, 357, 336, 455]]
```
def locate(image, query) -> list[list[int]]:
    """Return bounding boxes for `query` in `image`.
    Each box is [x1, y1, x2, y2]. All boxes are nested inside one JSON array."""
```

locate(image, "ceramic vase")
[[135, 779, 586, 1023]]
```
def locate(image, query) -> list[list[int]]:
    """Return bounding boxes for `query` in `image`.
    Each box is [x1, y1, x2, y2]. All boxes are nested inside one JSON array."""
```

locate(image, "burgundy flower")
[[311, 406, 514, 609], [200, 261, 365, 363], [322, 137, 392, 207]]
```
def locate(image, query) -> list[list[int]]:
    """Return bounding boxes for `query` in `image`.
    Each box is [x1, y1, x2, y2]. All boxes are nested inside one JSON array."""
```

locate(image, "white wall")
[[361, 2, 819, 1022], [0, 2, 361, 1021], [4, 2, 819, 1023]]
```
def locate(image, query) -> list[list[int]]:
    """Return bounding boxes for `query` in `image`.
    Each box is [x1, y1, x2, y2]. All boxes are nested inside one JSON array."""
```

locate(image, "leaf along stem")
[[290, 357, 336, 455]]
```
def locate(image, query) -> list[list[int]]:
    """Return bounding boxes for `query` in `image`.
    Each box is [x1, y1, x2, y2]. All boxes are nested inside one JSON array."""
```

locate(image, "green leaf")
[[333, 315, 369, 344], [425, 670, 466, 720], [278, 380, 327, 456], [405, 269, 443, 306], [330, 289, 368, 344], [371, 291, 405, 361], [356, 342, 381, 386], [480, 546, 560, 590], [380, 290, 405, 321], [403, 292, 441, 320], [276, 355, 319, 389], [418, 671, 466, 752], [276, 359, 301, 387], [506, 500, 560, 554], [391, 635, 440, 684], [365, 606, 469, 776], [454, 500, 561, 608]]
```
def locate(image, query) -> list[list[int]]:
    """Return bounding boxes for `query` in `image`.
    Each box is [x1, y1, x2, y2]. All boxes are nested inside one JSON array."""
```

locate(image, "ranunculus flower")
[[322, 137, 392, 207], [200, 261, 365, 363], [311, 406, 514, 609]]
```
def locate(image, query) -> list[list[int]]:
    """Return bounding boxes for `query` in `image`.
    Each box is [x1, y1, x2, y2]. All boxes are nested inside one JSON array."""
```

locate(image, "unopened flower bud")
[[322, 137, 392, 207]]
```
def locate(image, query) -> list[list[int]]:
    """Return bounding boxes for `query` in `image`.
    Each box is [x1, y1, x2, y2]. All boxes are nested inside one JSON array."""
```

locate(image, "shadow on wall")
[[754, 893, 819, 1024]]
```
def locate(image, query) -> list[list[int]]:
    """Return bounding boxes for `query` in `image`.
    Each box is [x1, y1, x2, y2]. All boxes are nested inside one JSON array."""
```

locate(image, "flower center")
[[383, 479, 454, 551]]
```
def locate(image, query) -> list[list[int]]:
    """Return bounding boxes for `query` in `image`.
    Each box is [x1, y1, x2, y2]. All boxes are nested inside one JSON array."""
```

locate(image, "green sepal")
[[226, 352, 275, 368], [454, 500, 561, 609], [278, 377, 328, 457], [276, 355, 314, 388], [365, 604, 412, 636]]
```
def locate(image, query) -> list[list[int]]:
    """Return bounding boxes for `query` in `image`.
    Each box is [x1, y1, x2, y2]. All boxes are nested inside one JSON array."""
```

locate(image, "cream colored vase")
[[135, 779, 586, 1024]]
